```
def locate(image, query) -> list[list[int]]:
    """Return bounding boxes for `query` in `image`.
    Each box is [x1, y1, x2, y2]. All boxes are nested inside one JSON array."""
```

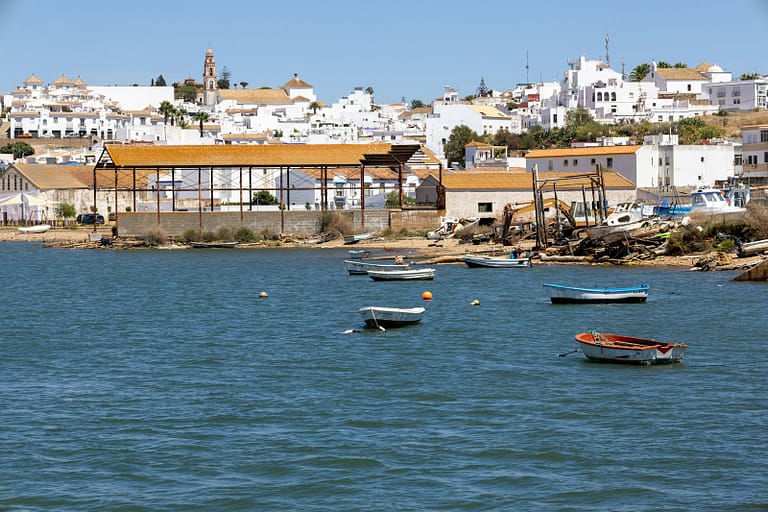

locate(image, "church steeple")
[[203, 48, 217, 106]]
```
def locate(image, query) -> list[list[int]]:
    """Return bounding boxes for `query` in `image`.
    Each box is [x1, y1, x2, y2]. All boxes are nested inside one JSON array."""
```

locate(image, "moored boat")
[[344, 259, 409, 275], [573, 331, 687, 364], [462, 254, 532, 268], [190, 241, 239, 248], [544, 283, 649, 304], [367, 268, 436, 281], [358, 306, 425, 328]]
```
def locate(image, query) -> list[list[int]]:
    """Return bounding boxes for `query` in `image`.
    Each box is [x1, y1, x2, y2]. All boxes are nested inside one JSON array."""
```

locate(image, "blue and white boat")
[[543, 283, 649, 304]]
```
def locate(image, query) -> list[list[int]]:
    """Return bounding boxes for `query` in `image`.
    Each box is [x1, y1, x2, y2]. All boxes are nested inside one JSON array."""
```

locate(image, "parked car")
[[76, 213, 105, 225]]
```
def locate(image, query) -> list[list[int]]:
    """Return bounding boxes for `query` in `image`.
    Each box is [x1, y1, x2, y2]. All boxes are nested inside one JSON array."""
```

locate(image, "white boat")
[[690, 188, 746, 215], [17, 224, 52, 233], [344, 232, 375, 244], [587, 202, 652, 240], [367, 268, 436, 281], [358, 306, 425, 328], [344, 259, 409, 275], [462, 254, 532, 268], [544, 283, 649, 304], [574, 331, 687, 365]]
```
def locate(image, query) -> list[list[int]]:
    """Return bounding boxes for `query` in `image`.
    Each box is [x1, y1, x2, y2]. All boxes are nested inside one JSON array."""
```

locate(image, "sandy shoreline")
[[1, 225, 763, 270]]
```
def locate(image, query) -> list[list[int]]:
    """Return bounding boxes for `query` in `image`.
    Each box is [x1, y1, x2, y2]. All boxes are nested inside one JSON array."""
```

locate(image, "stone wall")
[[116, 208, 445, 238]]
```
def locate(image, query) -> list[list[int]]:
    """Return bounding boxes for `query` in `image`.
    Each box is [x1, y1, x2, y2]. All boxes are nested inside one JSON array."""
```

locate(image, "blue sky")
[[1, 0, 766, 105]]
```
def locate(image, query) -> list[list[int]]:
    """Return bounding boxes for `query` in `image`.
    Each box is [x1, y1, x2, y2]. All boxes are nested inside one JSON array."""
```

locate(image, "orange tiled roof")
[[24, 74, 43, 84], [525, 145, 642, 158], [281, 74, 313, 90], [102, 143, 432, 168], [12, 164, 91, 190], [655, 68, 707, 81], [218, 88, 292, 105], [442, 170, 635, 190]]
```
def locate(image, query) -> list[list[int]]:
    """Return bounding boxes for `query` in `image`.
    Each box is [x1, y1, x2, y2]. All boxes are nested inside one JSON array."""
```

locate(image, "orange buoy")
[[422, 291, 433, 301]]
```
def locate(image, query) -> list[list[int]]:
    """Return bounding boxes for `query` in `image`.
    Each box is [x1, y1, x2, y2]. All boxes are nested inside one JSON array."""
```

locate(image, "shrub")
[[745, 202, 768, 240], [664, 226, 712, 255], [235, 227, 256, 242], [141, 227, 167, 247], [320, 211, 354, 236], [182, 229, 201, 243], [216, 227, 233, 241]]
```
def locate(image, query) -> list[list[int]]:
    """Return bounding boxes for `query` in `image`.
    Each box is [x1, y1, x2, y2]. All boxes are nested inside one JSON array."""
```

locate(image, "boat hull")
[[17, 224, 52, 233], [358, 306, 425, 328], [544, 284, 649, 304], [344, 260, 409, 275], [462, 255, 531, 268], [574, 332, 687, 365], [367, 268, 435, 281]]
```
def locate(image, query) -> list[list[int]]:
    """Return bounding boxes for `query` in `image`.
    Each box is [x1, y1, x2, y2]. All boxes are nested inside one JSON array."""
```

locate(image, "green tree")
[[309, 101, 321, 114], [565, 106, 594, 127], [0, 141, 34, 159], [657, 61, 672, 68], [677, 117, 726, 144], [673, 62, 687, 68], [57, 202, 76, 221], [158, 101, 174, 126], [155, 74, 167, 86], [492, 128, 522, 150], [365, 86, 374, 95], [385, 190, 414, 208], [410, 99, 425, 109], [251, 190, 279, 206], [217, 66, 231, 89], [740, 72, 761, 80], [629, 63, 651, 82], [444, 125, 480, 168], [175, 84, 197, 102], [192, 111, 210, 137], [239, 81, 248, 89], [174, 107, 188, 129]]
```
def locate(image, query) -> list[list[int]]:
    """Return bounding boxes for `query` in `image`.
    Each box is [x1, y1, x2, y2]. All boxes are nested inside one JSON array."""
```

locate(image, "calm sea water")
[[2, 242, 766, 511]]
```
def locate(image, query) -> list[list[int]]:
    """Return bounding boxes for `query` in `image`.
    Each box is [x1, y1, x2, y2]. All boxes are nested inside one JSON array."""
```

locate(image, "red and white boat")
[[573, 331, 687, 365]]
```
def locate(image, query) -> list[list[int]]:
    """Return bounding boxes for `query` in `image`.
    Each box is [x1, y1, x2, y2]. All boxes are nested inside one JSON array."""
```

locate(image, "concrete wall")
[[115, 208, 442, 238]]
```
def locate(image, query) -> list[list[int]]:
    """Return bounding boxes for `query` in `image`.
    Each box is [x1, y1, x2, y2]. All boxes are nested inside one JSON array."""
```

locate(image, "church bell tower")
[[203, 48, 218, 106]]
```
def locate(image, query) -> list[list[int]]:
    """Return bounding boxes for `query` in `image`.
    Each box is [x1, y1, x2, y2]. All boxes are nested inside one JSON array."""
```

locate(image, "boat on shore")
[[17, 224, 52, 234], [573, 331, 687, 364], [367, 268, 436, 281], [190, 241, 239, 248], [544, 283, 649, 304], [587, 202, 654, 241], [690, 188, 747, 215], [344, 232, 375, 244], [358, 306, 425, 328], [462, 254, 532, 268], [344, 259, 409, 275]]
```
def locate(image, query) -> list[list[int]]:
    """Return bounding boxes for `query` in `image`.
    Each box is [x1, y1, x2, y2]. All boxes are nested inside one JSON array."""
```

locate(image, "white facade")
[[88, 86, 174, 110], [425, 103, 514, 164], [703, 79, 768, 112]]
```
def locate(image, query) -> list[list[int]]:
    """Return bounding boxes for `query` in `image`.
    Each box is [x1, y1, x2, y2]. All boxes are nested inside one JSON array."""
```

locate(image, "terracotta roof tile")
[[655, 68, 707, 81], [218, 88, 292, 105], [101, 143, 437, 168], [525, 145, 642, 158]]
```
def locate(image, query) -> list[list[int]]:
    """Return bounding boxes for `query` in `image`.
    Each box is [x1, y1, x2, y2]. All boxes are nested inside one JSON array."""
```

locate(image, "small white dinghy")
[[367, 268, 436, 281], [17, 224, 52, 234]]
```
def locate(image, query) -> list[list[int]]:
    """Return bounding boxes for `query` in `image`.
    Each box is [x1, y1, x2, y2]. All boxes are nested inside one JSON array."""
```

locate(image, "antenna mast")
[[526, 51, 530, 84], [605, 34, 610, 67]]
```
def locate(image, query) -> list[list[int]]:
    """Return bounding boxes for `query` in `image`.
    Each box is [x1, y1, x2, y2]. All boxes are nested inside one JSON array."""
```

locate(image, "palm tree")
[[308, 101, 321, 114], [158, 101, 174, 125], [192, 111, 210, 137], [239, 81, 248, 89], [629, 63, 651, 82]]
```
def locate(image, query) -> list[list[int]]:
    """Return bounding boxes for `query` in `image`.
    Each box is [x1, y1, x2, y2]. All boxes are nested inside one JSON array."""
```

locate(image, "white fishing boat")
[[543, 283, 649, 304], [462, 254, 532, 268], [587, 202, 652, 240], [17, 224, 52, 233], [690, 188, 746, 215], [344, 259, 409, 275], [358, 306, 425, 328], [367, 268, 436, 281], [573, 331, 687, 365], [344, 232, 375, 244]]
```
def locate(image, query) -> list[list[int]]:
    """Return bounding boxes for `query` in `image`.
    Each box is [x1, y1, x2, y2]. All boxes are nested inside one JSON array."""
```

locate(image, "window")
[[563, 159, 569, 167], [687, 84, 692, 91], [701, 157, 705, 163], [573, 159, 578, 166], [734, 154, 743, 166], [764, 152, 768, 163], [590, 158, 596, 166], [606, 158, 613, 168], [477, 202, 492, 213], [611, 92, 616, 101], [760, 130, 768, 142], [548, 160, 553, 171]]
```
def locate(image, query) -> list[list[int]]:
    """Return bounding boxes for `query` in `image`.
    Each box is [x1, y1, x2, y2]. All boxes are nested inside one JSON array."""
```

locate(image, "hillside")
[[701, 110, 768, 138]]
